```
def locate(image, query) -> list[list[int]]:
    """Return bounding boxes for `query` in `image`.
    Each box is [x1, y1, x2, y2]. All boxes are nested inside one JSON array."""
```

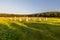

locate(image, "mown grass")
[[0, 18, 60, 40]]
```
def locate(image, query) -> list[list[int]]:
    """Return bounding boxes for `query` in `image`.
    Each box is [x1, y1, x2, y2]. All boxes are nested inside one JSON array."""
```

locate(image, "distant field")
[[0, 17, 60, 40]]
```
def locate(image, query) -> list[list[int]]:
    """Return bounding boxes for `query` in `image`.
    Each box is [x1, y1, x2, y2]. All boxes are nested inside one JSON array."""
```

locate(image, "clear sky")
[[0, 0, 60, 14]]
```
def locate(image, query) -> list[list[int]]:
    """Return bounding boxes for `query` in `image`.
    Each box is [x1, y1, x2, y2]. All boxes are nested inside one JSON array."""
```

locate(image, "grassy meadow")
[[0, 17, 60, 40]]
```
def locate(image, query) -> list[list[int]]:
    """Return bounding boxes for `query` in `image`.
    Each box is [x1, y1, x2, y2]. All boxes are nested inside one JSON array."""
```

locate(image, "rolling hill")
[[0, 12, 60, 17]]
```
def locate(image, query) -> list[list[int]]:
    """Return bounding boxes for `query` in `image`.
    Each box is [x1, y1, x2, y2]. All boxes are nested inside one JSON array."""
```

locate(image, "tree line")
[[0, 12, 60, 17]]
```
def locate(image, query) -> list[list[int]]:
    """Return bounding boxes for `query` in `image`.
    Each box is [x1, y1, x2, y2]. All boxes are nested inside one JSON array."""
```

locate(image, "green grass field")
[[0, 18, 60, 40]]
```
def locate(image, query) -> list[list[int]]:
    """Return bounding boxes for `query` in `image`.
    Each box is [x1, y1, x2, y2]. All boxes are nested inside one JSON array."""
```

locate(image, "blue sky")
[[0, 0, 60, 14]]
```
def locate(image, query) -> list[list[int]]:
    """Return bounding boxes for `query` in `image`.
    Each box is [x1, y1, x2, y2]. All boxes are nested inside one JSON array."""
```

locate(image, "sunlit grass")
[[0, 17, 60, 40]]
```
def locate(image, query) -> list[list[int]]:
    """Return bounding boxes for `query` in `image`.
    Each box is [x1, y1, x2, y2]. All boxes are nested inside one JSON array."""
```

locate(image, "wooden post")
[[9, 17, 12, 21], [39, 17, 41, 21], [14, 16, 16, 21], [26, 16, 28, 21], [45, 17, 47, 21], [19, 17, 22, 21], [44, 17, 47, 21]]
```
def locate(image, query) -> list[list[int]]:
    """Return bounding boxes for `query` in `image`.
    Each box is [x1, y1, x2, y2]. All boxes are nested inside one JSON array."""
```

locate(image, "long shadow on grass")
[[23, 22, 60, 40], [0, 23, 24, 40], [10, 22, 60, 40]]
